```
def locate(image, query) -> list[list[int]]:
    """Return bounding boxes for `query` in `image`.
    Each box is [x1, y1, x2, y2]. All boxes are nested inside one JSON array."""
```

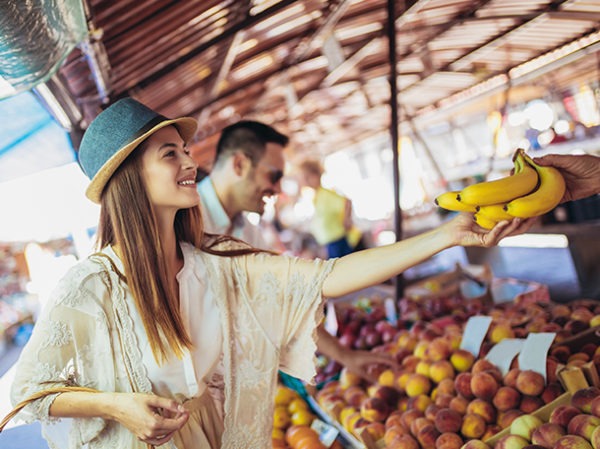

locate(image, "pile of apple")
[[463, 386, 600, 449], [313, 297, 600, 449]]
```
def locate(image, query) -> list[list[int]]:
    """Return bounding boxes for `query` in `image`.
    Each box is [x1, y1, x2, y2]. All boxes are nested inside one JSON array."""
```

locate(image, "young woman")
[[9, 98, 527, 449]]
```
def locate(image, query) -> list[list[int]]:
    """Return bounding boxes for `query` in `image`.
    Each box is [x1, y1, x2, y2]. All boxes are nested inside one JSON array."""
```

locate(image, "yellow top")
[[310, 187, 349, 245]]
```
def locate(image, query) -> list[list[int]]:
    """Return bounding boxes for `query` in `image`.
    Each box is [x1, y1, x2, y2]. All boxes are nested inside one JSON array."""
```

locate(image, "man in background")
[[197, 120, 397, 381]]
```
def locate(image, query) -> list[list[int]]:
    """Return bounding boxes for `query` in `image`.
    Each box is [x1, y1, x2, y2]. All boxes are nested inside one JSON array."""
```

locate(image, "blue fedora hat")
[[78, 97, 197, 203]]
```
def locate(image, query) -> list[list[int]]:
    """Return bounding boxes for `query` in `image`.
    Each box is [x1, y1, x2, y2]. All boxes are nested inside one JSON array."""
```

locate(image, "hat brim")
[[85, 117, 198, 203]]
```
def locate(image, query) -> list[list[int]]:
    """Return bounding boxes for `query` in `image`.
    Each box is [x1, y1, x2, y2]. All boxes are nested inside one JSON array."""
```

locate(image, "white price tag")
[[518, 332, 556, 381], [311, 418, 339, 447], [460, 316, 492, 357]]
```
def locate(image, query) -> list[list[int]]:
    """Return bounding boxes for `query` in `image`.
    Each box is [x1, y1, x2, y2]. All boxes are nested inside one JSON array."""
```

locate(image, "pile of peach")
[[314, 303, 600, 449], [464, 386, 600, 449]]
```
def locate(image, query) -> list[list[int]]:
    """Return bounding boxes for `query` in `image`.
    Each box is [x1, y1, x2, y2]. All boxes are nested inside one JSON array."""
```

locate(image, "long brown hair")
[[97, 140, 266, 363]]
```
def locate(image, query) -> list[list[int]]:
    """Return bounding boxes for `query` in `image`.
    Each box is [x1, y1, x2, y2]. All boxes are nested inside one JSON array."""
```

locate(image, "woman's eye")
[[164, 150, 175, 157]]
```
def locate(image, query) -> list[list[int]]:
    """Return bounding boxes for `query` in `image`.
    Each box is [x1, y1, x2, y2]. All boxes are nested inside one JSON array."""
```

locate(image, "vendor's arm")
[[316, 324, 400, 382], [322, 213, 526, 298]]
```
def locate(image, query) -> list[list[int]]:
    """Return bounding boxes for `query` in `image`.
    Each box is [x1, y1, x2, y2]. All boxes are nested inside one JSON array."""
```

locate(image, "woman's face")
[[140, 125, 199, 212]]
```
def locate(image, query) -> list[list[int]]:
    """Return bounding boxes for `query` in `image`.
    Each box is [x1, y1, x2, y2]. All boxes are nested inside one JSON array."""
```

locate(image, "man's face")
[[236, 142, 285, 215]]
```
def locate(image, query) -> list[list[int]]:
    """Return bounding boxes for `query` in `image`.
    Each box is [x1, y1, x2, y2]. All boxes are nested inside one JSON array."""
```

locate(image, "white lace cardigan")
[[10, 241, 336, 448]]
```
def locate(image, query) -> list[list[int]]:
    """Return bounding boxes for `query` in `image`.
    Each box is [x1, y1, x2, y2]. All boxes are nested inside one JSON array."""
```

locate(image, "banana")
[[435, 191, 477, 212], [473, 212, 498, 230], [457, 149, 539, 206], [476, 204, 515, 221], [504, 151, 566, 218]]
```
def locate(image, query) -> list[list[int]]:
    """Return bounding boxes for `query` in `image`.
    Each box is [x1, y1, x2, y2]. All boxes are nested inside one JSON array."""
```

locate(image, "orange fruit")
[[291, 409, 315, 426], [275, 385, 299, 406], [294, 435, 326, 449], [286, 425, 317, 447], [273, 405, 291, 429], [288, 397, 309, 414]]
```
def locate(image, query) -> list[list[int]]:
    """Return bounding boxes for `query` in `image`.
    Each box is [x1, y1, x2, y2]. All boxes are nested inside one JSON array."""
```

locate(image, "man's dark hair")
[[214, 120, 289, 166]]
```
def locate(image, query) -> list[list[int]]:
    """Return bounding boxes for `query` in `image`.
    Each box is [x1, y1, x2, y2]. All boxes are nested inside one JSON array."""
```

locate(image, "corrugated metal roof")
[[50, 0, 600, 165]]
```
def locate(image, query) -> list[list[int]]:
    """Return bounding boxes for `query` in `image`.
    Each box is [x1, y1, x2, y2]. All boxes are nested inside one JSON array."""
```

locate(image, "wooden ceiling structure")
[[56, 0, 600, 168]]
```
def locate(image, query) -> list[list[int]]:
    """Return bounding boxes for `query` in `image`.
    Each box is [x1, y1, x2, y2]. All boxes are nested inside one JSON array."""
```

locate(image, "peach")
[[461, 413, 487, 439], [567, 414, 600, 440], [520, 395, 545, 414], [466, 398, 497, 424], [590, 314, 600, 328], [340, 367, 363, 389], [407, 394, 433, 412], [498, 409, 525, 429], [494, 434, 531, 449], [426, 338, 453, 362], [386, 411, 405, 429], [482, 424, 502, 440], [361, 421, 386, 442], [550, 345, 572, 364], [504, 368, 521, 388], [378, 368, 398, 387], [549, 405, 581, 428], [434, 408, 463, 434], [416, 360, 432, 377], [541, 382, 563, 404], [411, 417, 434, 437], [435, 432, 463, 449], [450, 349, 475, 373], [340, 406, 359, 428], [417, 424, 441, 449], [489, 323, 515, 344], [472, 359, 497, 374], [531, 422, 566, 448], [342, 410, 362, 432], [387, 432, 420, 449], [591, 396, 600, 418], [493, 386, 522, 411], [401, 409, 425, 431], [470, 371, 499, 401], [455, 372, 474, 399], [572, 387, 600, 413], [515, 370, 545, 396], [430, 360, 456, 383], [344, 385, 368, 407], [403, 355, 422, 373], [435, 393, 454, 409], [553, 435, 593, 449], [460, 439, 491, 449], [438, 378, 457, 396], [449, 395, 469, 415], [510, 414, 544, 441], [425, 404, 442, 421], [369, 384, 400, 406], [591, 426, 600, 449], [360, 397, 390, 423], [405, 373, 432, 397], [397, 371, 412, 392]]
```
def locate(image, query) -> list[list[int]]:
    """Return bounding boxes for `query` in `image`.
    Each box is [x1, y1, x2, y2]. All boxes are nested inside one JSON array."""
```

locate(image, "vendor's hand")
[[445, 213, 535, 248], [534, 153, 600, 203], [109, 393, 189, 446], [337, 350, 400, 384]]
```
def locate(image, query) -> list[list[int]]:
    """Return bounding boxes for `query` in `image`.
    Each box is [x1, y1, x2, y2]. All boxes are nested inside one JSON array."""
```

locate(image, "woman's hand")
[[109, 392, 189, 446], [444, 213, 535, 248]]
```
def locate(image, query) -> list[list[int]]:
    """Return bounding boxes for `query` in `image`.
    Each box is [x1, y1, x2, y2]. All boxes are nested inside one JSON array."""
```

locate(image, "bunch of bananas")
[[435, 148, 566, 229]]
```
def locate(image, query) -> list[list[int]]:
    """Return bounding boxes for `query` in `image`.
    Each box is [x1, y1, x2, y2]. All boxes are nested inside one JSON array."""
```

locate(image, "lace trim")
[[90, 255, 153, 394]]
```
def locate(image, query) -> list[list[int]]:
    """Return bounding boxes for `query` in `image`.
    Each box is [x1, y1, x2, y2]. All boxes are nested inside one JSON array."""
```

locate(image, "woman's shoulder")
[[48, 256, 114, 309]]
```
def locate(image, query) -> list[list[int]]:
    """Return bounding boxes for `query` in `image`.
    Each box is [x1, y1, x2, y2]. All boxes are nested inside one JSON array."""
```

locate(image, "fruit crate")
[[485, 364, 593, 446]]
